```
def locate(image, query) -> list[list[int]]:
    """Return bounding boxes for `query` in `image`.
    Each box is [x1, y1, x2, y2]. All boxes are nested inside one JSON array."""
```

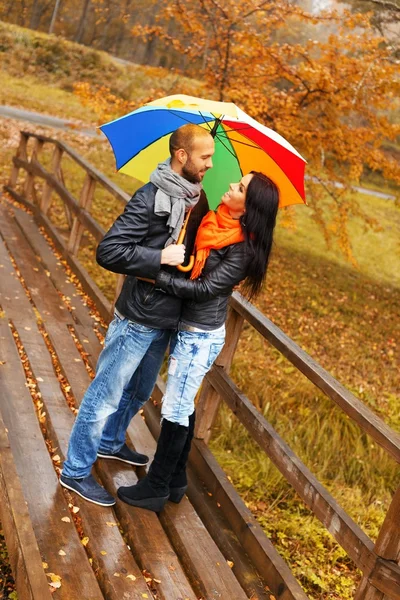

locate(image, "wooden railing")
[[4, 130, 400, 600]]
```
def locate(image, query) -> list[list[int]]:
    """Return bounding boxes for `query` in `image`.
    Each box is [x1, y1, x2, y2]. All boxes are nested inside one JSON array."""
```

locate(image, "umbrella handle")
[[176, 208, 195, 273], [177, 255, 195, 272]]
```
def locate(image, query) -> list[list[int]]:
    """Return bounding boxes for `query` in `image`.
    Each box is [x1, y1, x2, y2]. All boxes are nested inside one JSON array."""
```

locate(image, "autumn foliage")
[[130, 0, 400, 260]]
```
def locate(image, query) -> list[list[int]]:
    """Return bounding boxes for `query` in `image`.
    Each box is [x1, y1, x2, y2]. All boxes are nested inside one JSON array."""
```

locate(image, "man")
[[60, 124, 214, 506]]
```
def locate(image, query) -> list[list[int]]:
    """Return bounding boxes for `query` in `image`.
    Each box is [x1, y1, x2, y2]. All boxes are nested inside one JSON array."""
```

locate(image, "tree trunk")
[[74, 0, 91, 43], [48, 0, 62, 34]]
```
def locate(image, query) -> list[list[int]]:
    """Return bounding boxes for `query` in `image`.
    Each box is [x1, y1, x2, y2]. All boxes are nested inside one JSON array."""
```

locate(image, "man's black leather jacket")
[[155, 242, 251, 331], [96, 182, 208, 329]]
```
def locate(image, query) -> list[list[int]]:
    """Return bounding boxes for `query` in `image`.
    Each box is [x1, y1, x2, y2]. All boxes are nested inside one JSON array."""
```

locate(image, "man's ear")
[[175, 148, 187, 165]]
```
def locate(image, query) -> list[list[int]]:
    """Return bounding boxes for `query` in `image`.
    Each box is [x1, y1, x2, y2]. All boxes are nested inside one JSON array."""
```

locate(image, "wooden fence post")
[[67, 173, 96, 256], [195, 305, 244, 443], [40, 145, 63, 215], [354, 485, 400, 599], [23, 137, 43, 204], [8, 132, 29, 189]]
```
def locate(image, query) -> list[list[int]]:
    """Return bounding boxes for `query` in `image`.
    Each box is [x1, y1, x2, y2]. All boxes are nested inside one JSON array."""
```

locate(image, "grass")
[[0, 71, 99, 123], [0, 20, 400, 600]]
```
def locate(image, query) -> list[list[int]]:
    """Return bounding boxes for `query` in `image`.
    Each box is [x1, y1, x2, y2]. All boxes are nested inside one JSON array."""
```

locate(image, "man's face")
[[181, 136, 215, 183]]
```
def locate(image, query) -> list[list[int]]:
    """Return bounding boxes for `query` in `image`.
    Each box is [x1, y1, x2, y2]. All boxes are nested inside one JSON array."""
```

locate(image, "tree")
[[131, 0, 400, 260]]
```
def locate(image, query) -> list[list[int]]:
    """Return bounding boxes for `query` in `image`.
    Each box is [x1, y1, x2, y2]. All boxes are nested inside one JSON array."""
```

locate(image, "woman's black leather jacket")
[[155, 241, 251, 330]]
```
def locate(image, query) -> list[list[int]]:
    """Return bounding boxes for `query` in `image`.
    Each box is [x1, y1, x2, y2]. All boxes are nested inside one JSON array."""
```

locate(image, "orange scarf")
[[190, 203, 245, 279]]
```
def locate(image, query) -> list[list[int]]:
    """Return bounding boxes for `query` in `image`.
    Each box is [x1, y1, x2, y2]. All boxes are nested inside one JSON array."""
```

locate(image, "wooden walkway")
[[0, 199, 284, 600], [2, 130, 400, 600]]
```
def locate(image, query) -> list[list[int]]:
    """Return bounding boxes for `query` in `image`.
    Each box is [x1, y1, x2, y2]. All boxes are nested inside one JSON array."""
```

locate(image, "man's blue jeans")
[[62, 313, 171, 479]]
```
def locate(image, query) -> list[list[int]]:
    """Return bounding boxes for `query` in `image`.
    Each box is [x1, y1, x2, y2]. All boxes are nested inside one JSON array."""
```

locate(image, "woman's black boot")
[[169, 411, 195, 503], [117, 418, 189, 512]]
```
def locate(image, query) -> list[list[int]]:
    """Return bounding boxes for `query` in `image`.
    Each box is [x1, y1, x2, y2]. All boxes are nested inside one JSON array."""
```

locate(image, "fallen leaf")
[[81, 537, 89, 546], [24, 327, 31, 331], [113, 572, 120, 577], [72, 506, 80, 514], [61, 517, 70, 523], [37, 377, 44, 382], [47, 573, 62, 583], [58, 550, 66, 556], [153, 578, 161, 583], [126, 574, 136, 581], [100, 550, 107, 556], [106, 521, 117, 527], [142, 595, 148, 599], [49, 581, 62, 589], [227, 560, 234, 568], [0, 361, 6, 365], [42, 562, 49, 569], [52, 455, 61, 462]]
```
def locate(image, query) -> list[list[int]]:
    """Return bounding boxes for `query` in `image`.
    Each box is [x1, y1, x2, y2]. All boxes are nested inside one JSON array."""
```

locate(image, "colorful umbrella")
[[100, 94, 307, 209]]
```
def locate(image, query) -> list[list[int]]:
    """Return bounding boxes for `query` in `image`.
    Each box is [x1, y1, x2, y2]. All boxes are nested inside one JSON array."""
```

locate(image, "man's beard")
[[182, 159, 204, 184]]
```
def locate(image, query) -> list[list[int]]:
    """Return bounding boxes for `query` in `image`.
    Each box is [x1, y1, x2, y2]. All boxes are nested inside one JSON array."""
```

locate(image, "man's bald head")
[[169, 124, 213, 157]]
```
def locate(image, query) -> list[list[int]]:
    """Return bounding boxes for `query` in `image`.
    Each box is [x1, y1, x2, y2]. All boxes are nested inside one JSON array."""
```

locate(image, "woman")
[[118, 171, 279, 511]]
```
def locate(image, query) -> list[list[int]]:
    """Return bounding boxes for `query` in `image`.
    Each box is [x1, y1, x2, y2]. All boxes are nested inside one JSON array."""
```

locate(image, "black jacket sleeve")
[[155, 243, 249, 302], [96, 190, 162, 278]]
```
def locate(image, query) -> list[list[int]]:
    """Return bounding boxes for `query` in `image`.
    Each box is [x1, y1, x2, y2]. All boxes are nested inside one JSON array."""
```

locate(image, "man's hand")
[[161, 244, 186, 266]]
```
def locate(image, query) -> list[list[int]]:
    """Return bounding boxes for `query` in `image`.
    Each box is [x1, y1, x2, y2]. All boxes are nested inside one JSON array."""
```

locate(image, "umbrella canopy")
[[100, 94, 307, 209]]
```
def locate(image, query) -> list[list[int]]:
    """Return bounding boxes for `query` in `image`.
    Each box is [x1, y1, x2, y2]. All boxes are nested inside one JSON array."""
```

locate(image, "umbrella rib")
[[215, 134, 241, 161], [217, 133, 262, 151], [167, 109, 213, 126]]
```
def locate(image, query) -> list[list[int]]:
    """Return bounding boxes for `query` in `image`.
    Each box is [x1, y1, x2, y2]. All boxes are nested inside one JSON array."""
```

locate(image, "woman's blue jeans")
[[161, 326, 226, 427], [62, 313, 171, 479]]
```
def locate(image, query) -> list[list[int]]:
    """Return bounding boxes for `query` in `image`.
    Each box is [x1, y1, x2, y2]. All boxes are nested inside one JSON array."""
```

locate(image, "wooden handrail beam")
[[13, 156, 106, 242], [230, 293, 400, 463], [208, 365, 375, 570], [20, 130, 130, 204]]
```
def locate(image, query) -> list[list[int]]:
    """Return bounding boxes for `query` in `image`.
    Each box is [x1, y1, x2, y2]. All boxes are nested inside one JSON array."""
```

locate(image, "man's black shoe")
[[97, 443, 149, 466], [60, 474, 116, 506]]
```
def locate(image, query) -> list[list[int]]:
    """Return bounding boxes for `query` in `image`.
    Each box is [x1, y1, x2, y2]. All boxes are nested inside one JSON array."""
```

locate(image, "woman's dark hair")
[[240, 171, 279, 300]]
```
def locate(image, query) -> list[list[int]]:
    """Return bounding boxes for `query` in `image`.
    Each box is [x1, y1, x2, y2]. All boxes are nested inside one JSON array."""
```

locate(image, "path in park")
[[0, 104, 397, 201]]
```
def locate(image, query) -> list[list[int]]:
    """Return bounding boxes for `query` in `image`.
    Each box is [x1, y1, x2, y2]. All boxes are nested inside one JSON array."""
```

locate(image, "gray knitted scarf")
[[150, 158, 202, 246]]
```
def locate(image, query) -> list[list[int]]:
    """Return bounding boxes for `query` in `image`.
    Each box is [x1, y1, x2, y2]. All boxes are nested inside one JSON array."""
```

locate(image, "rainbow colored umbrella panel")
[[100, 94, 307, 209]]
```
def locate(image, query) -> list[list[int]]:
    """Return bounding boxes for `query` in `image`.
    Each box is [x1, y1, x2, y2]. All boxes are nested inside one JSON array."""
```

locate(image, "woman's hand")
[[161, 244, 186, 266]]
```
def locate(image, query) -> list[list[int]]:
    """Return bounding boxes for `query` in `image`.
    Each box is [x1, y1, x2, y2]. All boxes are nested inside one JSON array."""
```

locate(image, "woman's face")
[[221, 173, 254, 218]]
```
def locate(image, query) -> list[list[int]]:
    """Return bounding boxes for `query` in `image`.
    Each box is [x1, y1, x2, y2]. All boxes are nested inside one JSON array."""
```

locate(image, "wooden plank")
[[4, 187, 113, 323], [146, 381, 309, 600], [0, 234, 155, 600], [208, 365, 375, 572], [98, 462, 198, 600], [13, 206, 103, 351], [230, 293, 400, 464], [125, 411, 250, 600], [0, 203, 71, 324], [0, 411, 53, 600], [0, 320, 104, 600]]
